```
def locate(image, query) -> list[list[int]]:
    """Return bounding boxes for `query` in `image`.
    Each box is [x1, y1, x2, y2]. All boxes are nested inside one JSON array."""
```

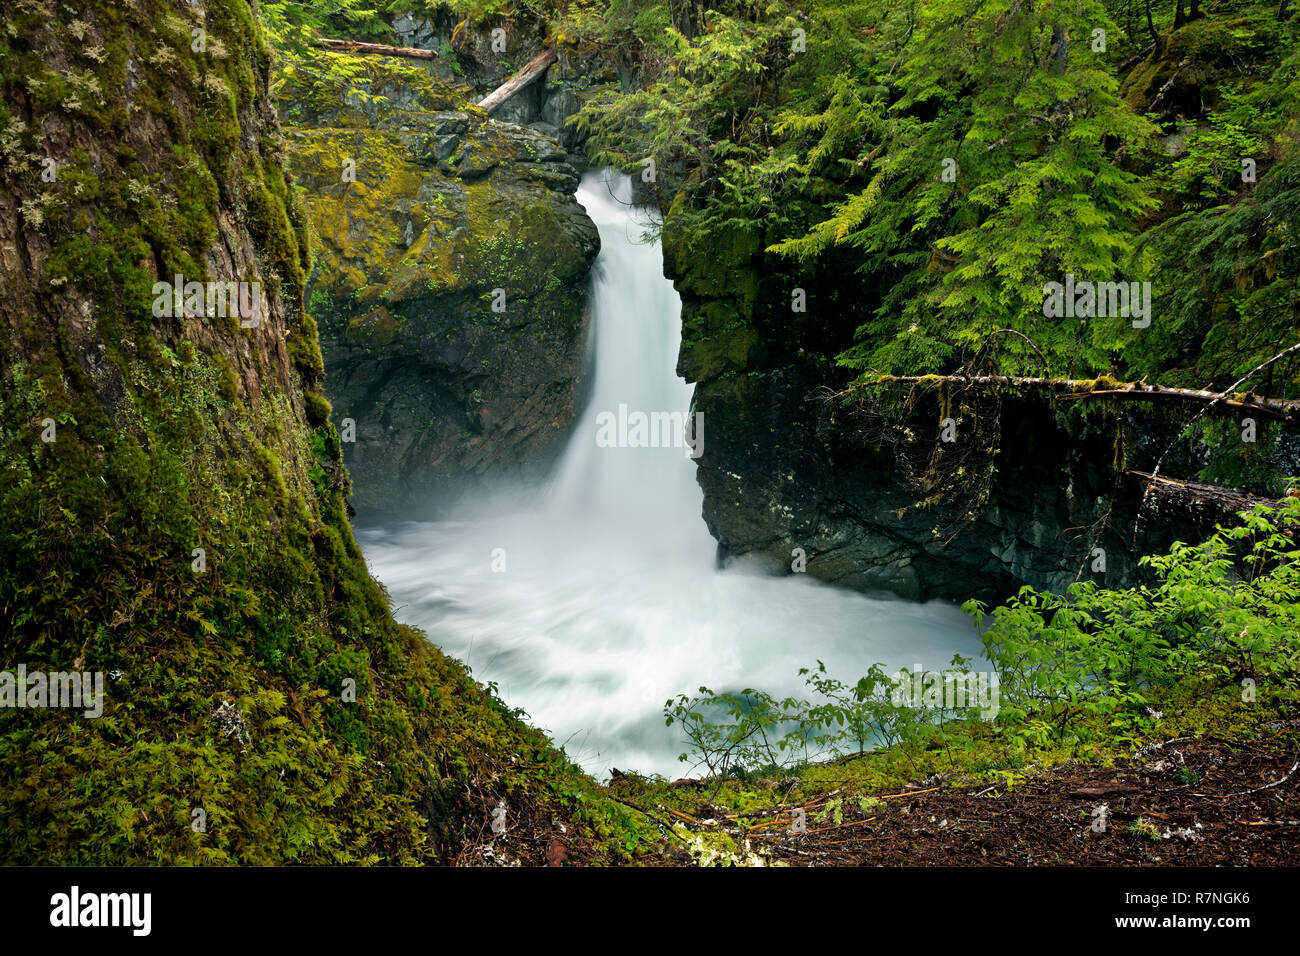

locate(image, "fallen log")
[[312, 37, 439, 60], [857, 374, 1086, 388], [476, 49, 557, 114], [1127, 471, 1282, 515], [1060, 384, 1299, 420], [855, 375, 1300, 419]]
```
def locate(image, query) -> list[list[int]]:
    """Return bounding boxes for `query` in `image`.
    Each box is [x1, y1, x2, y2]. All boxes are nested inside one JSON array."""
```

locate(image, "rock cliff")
[[278, 52, 599, 514]]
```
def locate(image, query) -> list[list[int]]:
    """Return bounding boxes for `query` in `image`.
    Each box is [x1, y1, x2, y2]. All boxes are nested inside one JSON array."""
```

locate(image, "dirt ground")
[[739, 722, 1300, 866], [458, 718, 1300, 866]]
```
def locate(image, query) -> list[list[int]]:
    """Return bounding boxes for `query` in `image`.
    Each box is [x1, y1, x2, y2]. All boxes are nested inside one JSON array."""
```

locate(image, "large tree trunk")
[[0, 0, 523, 865], [1128, 471, 1282, 517]]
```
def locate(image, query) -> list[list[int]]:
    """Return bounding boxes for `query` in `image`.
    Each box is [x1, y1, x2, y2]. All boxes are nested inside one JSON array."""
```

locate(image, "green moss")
[[303, 389, 332, 427], [0, 0, 628, 866], [1122, 15, 1282, 113], [679, 314, 760, 381], [345, 306, 402, 347], [215, 354, 240, 402], [274, 51, 469, 128]]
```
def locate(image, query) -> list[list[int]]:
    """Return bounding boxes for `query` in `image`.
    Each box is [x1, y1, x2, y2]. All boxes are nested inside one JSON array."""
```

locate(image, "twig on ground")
[[1192, 756, 1299, 798]]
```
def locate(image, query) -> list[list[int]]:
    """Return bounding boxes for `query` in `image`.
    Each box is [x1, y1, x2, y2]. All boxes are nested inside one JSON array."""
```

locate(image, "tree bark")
[[1145, 0, 1163, 50], [1050, 26, 1068, 76]]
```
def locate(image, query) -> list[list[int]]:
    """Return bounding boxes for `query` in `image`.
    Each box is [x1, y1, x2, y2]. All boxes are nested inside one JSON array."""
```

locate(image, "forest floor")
[[452, 688, 1300, 866], [640, 720, 1300, 866]]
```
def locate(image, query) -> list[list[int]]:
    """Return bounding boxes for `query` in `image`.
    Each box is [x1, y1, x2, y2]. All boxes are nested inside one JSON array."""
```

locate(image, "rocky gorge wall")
[[279, 9, 1299, 604], [660, 207, 1300, 604], [692, 371, 1300, 603], [277, 14, 623, 515]]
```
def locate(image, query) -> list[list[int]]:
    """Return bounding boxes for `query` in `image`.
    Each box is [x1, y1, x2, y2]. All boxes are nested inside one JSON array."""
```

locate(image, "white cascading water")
[[359, 170, 984, 778]]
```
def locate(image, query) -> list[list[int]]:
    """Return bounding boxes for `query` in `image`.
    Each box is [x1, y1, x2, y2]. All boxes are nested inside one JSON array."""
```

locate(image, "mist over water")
[[359, 170, 984, 779]]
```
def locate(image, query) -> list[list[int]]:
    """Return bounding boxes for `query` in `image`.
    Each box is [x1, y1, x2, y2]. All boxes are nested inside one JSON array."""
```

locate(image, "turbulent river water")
[[359, 170, 985, 779]]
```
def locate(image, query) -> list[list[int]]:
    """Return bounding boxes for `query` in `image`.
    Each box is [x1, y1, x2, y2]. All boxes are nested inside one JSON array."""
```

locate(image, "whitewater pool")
[[359, 170, 984, 779]]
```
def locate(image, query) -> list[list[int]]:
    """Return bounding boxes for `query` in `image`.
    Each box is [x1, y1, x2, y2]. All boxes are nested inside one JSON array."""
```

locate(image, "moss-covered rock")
[[1121, 14, 1288, 117], [688, 360, 1300, 602], [279, 52, 599, 515]]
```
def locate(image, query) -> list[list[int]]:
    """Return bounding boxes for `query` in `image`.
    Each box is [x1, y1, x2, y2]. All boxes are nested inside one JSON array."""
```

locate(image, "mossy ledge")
[[0, 0, 633, 864]]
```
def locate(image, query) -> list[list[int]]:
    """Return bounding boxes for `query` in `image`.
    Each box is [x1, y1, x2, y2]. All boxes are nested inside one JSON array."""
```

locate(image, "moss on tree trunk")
[[0, 0, 607, 865]]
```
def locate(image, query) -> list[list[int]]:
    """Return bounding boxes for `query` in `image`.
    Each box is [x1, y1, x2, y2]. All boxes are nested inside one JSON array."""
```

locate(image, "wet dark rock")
[[279, 56, 599, 517]]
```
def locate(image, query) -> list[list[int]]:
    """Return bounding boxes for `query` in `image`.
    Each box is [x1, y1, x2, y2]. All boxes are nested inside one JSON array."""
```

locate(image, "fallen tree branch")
[[852, 375, 1300, 418], [1126, 471, 1281, 514], [659, 805, 700, 825], [609, 797, 690, 842], [1132, 339, 1300, 548], [312, 37, 439, 59], [1148, 62, 1186, 113], [1061, 385, 1297, 420], [1239, 819, 1300, 826], [1117, 41, 1158, 73], [1192, 756, 1300, 799], [725, 789, 841, 823], [856, 374, 1090, 388], [878, 785, 942, 799], [744, 816, 793, 832], [477, 49, 557, 114], [1236, 756, 1299, 795]]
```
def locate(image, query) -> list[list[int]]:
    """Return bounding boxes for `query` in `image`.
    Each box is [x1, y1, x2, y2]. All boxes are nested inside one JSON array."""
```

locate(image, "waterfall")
[[358, 170, 982, 779], [543, 173, 705, 539]]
